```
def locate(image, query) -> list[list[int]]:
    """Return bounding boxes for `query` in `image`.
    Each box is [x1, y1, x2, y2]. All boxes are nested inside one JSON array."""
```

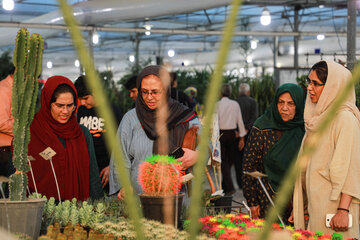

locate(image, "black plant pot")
[[139, 194, 184, 227], [209, 195, 233, 214]]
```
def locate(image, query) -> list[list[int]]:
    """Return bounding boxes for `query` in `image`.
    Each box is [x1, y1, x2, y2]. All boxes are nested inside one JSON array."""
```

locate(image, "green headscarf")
[[253, 83, 305, 191]]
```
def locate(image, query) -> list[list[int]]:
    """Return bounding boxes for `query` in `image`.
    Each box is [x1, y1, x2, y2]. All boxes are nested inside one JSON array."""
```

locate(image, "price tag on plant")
[[182, 173, 194, 183], [39, 147, 57, 160]]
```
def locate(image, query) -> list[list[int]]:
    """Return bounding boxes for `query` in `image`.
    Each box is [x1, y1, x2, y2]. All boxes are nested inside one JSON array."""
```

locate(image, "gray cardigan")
[[109, 108, 200, 195]]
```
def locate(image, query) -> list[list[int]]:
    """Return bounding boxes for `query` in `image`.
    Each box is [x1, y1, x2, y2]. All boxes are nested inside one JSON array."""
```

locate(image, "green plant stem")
[[10, 28, 43, 201], [188, 0, 242, 239], [57, 1, 144, 239], [259, 62, 360, 240]]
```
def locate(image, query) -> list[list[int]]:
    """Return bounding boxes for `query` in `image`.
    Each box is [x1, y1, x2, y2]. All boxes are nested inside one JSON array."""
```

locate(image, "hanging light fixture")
[[250, 39, 258, 50], [74, 59, 80, 68], [246, 56, 253, 64], [143, 23, 153, 36], [168, 49, 175, 58], [46, 61, 53, 69], [143, 24, 152, 31], [129, 55, 135, 62], [92, 31, 100, 44], [317, 34, 325, 41], [260, 7, 271, 26], [182, 60, 190, 66], [2, 0, 14, 11]]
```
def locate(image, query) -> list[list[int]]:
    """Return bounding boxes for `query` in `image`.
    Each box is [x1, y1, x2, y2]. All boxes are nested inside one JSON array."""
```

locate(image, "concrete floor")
[[230, 165, 248, 214]]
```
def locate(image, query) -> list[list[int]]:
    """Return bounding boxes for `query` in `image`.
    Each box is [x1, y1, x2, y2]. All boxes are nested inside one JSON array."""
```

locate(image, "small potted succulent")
[[137, 155, 185, 226]]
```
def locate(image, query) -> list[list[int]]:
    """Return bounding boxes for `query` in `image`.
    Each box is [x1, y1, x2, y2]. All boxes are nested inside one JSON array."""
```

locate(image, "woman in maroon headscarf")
[[26, 75, 103, 201]]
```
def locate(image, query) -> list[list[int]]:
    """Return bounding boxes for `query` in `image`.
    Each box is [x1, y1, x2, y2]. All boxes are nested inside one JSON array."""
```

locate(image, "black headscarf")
[[135, 65, 196, 154]]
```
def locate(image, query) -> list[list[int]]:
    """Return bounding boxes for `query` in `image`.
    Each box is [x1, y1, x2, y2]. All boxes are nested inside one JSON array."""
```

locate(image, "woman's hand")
[[330, 210, 349, 232], [330, 193, 352, 231], [100, 166, 109, 188], [288, 210, 294, 223], [250, 205, 261, 219], [238, 137, 245, 151], [117, 188, 125, 200], [177, 148, 199, 169], [117, 187, 134, 200]]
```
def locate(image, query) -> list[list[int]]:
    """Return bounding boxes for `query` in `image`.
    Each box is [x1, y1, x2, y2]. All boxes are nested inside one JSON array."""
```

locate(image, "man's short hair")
[[124, 75, 137, 90], [221, 84, 232, 97], [239, 83, 250, 95], [74, 75, 91, 98]]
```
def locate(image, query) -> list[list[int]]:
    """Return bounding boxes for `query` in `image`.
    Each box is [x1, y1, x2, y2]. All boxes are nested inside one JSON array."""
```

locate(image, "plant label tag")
[[182, 173, 194, 183], [27, 155, 35, 161], [39, 147, 57, 160]]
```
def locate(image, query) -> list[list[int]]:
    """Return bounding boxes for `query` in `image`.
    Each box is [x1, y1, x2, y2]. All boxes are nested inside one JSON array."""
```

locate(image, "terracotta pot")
[[139, 194, 184, 227], [0, 198, 46, 239]]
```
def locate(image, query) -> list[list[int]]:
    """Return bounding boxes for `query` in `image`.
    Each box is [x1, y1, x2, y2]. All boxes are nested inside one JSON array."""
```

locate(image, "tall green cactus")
[[9, 28, 43, 201]]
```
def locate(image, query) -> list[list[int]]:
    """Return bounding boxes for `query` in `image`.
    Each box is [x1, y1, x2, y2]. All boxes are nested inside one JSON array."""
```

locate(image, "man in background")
[[74, 75, 122, 194], [170, 72, 192, 108], [235, 83, 258, 188], [124, 75, 138, 102], [217, 84, 246, 195], [0, 66, 15, 179]]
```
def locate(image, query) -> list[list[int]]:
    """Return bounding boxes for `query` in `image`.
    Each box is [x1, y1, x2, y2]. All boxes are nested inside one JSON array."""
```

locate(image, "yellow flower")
[[286, 225, 294, 231], [292, 232, 301, 240], [255, 220, 265, 226]]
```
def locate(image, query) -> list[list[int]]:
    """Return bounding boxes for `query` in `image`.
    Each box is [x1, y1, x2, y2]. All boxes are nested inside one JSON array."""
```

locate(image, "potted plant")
[[137, 155, 185, 226], [0, 28, 46, 239]]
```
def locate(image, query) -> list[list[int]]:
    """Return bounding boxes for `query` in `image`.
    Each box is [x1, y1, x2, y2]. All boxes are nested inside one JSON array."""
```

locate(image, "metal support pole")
[[347, 0, 357, 70], [87, 30, 95, 74], [273, 36, 278, 69], [170, 163, 179, 228], [0, 21, 360, 37], [294, 6, 300, 77], [0, 181, 5, 199], [256, 176, 286, 229], [244, 171, 286, 229], [87, 30, 94, 60], [135, 33, 140, 70]]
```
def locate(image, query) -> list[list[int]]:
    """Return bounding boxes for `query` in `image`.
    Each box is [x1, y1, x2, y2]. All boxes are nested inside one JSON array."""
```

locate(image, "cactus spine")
[[138, 155, 184, 195], [9, 28, 43, 201]]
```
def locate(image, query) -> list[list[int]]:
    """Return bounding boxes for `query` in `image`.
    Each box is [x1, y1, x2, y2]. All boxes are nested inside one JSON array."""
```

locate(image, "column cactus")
[[9, 28, 43, 201]]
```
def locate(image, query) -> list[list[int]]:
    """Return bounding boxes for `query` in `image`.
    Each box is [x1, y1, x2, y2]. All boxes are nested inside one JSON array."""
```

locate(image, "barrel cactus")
[[9, 28, 43, 201], [138, 155, 185, 195]]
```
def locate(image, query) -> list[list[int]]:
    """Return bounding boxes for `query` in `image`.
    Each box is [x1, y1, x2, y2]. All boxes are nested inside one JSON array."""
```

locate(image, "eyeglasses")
[[52, 102, 76, 112], [141, 88, 162, 98], [306, 77, 325, 87]]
